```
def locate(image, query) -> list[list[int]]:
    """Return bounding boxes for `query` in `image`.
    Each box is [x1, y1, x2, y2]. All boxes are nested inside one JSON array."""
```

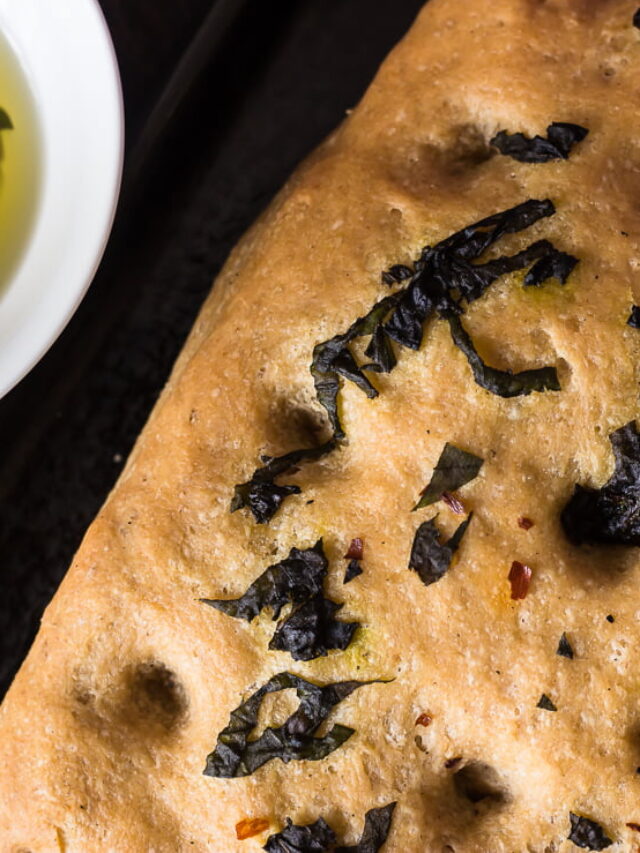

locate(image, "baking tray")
[[0, 0, 425, 697]]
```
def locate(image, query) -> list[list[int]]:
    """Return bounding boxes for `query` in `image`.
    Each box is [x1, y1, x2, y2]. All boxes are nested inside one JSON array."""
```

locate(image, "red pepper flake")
[[236, 818, 270, 840], [508, 561, 532, 600], [415, 713, 433, 727], [627, 823, 640, 832], [344, 537, 364, 560], [518, 516, 534, 530], [441, 491, 465, 515], [444, 756, 462, 769]]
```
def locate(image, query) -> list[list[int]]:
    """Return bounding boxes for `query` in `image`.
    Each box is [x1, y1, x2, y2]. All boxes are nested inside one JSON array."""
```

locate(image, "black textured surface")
[[0, 0, 424, 697]]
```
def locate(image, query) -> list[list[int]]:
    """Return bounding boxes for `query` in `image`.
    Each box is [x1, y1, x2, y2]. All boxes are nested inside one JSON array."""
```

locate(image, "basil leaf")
[[204, 672, 378, 778], [231, 440, 336, 523], [523, 247, 578, 287], [201, 540, 327, 621], [0, 108, 12, 131], [336, 803, 397, 853], [264, 805, 397, 853], [561, 421, 640, 546], [568, 813, 613, 850], [557, 633, 574, 659], [203, 540, 359, 661], [263, 818, 336, 852], [628, 305, 640, 328], [448, 314, 560, 397], [491, 122, 588, 163], [344, 559, 363, 584], [414, 442, 483, 510], [362, 324, 397, 373], [269, 592, 359, 661], [381, 263, 412, 285], [409, 515, 472, 587], [384, 199, 557, 350], [311, 294, 401, 438], [536, 693, 557, 711]]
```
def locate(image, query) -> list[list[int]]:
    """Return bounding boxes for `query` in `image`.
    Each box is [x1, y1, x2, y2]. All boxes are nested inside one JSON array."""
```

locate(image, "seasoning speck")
[[518, 516, 534, 530], [508, 561, 532, 600], [415, 713, 433, 727], [344, 537, 364, 560], [236, 818, 269, 840], [606, 614, 615, 623], [442, 491, 465, 515]]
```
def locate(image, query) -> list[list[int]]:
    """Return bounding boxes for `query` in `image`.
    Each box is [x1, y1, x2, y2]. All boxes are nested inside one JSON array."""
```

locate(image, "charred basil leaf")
[[344, 559, 363, 584], [231, 440, 336, 524], [523, 246, 578, 287], [264, 818, 336, 852], [381, 263, 412, 285], [363, 324, 397, 373], [627, 305, 640, 328], [384, 200, 556, 350], [491, 122, 588, 163], [235, 199, 574, 524], [264, 804, 397, 853], [448, 314, 560, 397], [536, 693, 557, 712], [409, 514, 473, 587], [568, 813, 613, 850], [269, 592, 359, 661], [202, 540, 327, 621], [561, 421, 640, 546], [336, 803, 397, 853], [203, 540, 359, 661], [204, 672, 376, 778], [414, 442, 484, 510], [557, 632, 574, 659], [311, 294, 401, 438]]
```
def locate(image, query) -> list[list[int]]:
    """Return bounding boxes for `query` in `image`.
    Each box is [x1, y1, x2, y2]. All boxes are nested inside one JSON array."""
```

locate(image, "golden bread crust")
[[2, 1, 640, 850]]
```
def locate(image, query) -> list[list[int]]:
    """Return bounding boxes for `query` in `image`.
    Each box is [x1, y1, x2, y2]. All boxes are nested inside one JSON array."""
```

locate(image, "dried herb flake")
[[627, 305, 640, 328], [409, 515, 472, 587], [204, 672, 378, 778], [537, 693, 557, 712], [561, 421, 640, 546], [557, 632, 574, 659], [568, 813, 613, 850], [414, 442, 483, 510], [344, 560, 363, 584], [491, 122, 588, 163]]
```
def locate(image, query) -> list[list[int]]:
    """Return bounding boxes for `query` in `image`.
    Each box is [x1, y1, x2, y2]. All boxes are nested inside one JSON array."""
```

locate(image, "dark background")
[[0, 0, 424, 698]]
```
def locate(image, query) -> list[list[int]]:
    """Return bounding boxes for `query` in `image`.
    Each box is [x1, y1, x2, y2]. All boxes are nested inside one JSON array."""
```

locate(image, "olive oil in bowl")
[[0, 30, 40, 291]]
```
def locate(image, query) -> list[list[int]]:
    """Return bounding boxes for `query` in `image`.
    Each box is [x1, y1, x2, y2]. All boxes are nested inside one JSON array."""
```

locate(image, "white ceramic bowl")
[[0, 0, 123, 398]]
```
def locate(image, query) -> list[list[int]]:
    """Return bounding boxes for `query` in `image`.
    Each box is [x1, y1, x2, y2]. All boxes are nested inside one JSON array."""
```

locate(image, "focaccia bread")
[[2, 0, 640, 850]]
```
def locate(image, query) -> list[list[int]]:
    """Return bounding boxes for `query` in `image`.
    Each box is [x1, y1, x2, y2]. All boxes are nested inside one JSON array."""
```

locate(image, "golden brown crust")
[[2, 0, 640, 850]]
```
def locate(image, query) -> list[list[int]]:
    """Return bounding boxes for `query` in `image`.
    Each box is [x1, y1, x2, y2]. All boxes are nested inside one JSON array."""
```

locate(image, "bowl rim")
[[0, 0, 124, 399]]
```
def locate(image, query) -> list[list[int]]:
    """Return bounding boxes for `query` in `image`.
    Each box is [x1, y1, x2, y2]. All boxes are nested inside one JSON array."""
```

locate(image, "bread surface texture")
[[2, 0, 640, 850]]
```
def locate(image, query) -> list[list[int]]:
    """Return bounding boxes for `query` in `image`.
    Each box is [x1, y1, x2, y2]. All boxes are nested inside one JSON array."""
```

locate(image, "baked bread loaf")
[[3, 0, 640, 849]]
